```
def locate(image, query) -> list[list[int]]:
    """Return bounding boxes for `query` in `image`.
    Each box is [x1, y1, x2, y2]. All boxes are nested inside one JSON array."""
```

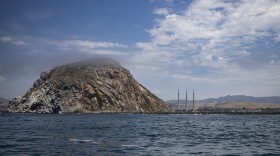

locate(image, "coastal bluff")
[[7, 59, 169, 113]]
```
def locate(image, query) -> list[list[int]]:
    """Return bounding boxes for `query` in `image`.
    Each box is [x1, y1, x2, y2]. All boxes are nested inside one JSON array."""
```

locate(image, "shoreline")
[[2, 111, 280, 115]]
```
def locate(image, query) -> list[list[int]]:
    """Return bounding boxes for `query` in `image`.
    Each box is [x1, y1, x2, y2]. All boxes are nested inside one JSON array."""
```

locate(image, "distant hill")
[[207, 101, 280, 109], [0, 97, 8, 103], [203, 95, 280, 104], [0, 97, 8, 112], [166, 95, 280, 105]]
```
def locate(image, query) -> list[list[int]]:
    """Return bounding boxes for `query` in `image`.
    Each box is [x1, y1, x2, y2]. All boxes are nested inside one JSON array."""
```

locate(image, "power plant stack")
[[177, 89, 180, 110], [185, 90, 188, 111], [173, 89, 195, 112], [192, 90, 195, 111]]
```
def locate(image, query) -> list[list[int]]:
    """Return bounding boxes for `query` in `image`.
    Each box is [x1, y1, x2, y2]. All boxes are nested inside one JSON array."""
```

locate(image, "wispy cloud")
[[0, 36, 28, 46], [1, 35, 128, 56], [150, 0, 174, 3], [153, 8, 170, 16], [61, 40, 127, 49], [171, 74, 217, 83], [59, 39, 128, 55]]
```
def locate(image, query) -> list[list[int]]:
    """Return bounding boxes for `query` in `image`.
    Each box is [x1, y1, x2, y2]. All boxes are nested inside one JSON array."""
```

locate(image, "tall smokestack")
[[185, 90, 188, 111], [193, 90, 195, 111], [177, 89, 180, 109]]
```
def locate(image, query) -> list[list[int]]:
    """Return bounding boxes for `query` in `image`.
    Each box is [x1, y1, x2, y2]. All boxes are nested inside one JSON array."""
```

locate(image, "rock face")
[[8, 59, 169, 113]]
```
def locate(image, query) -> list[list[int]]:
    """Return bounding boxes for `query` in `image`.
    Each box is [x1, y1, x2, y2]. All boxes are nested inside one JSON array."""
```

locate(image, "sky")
[[0, 0, 280, 100]]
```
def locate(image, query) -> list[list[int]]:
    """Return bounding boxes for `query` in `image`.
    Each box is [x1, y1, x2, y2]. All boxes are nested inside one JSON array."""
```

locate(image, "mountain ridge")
[[0, 97, 8, 103], [0, 97, 8, 112], [166, 95, 280, 105]]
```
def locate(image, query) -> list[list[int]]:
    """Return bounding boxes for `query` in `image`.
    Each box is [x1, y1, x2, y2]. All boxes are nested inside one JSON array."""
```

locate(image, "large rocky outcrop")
[[7, 59, 169, 113]]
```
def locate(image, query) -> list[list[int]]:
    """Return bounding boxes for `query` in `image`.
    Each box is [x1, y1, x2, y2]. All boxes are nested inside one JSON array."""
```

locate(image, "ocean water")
[[0, 114, 280, 155]]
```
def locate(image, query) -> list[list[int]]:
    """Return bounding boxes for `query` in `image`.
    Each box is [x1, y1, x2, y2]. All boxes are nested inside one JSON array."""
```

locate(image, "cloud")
[[61, 40, 127, 49], [234, 50, 251, 57], [0, 36, 128, 56], [0, 36, 28, 46], [150, 0, 174, 3], [130, 0, 280, 96], [1, 36, 12, 42], [59, 39, 128, 55], [171, 74, 217, 83], [87, 49, 128, 56], [153, 8, 170, 16]]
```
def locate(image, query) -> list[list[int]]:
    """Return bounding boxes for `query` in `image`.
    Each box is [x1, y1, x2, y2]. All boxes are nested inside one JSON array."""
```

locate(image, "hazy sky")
[[1, 0, 280, 100]]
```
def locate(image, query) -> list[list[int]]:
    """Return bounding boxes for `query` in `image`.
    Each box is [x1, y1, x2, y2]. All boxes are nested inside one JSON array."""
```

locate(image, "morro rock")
[[7, 58, 169, 113]]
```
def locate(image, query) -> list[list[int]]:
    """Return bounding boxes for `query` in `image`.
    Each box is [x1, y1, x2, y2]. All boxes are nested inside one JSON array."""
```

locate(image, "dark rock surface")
[[7, 58, 169, 113]]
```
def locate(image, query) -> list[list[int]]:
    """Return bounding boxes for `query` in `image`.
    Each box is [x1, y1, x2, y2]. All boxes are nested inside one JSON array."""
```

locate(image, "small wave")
[[69, 139, 98, 144], [192, 114, 202, 115], [120, 144, 145, 149]]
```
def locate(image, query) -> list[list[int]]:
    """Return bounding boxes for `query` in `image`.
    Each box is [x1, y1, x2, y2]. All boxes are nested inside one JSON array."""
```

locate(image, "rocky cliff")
[[7, 59, 169, 113]]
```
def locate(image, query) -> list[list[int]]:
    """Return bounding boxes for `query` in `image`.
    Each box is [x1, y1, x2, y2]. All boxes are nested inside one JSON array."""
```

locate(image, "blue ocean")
[[1, 114, 280, 155]]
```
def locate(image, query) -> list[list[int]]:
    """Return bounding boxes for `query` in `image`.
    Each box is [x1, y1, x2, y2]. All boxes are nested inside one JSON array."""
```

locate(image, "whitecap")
[[69, 138, 78, 141]]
